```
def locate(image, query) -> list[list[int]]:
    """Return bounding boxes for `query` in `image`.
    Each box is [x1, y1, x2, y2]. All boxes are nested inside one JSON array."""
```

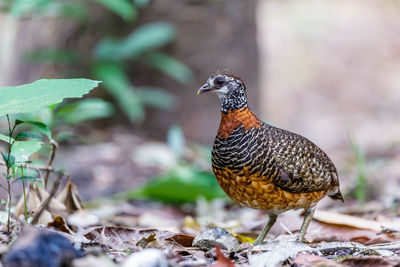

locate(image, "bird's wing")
[[265, 127, 338, 193]]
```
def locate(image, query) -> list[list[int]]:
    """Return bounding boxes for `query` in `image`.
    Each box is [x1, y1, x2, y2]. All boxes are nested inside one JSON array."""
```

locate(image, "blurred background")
[[0, 0, 399, 208]]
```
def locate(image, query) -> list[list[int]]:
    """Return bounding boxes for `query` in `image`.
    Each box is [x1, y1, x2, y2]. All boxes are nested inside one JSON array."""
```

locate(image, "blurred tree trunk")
[[0, 1, 259, 144]]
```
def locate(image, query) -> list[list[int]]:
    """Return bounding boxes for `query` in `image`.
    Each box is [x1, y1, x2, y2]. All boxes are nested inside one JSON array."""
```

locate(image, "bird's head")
[[197, 70, 248, 113]]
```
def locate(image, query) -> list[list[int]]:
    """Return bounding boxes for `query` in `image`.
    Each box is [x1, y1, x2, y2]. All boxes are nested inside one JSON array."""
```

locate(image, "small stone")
[[192, 227, 239, 251], [122, 249, 168, 267], [3, 226, 83, 267]]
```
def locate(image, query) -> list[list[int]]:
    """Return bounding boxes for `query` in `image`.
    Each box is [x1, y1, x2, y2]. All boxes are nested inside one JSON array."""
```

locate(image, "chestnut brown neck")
[[217, 107, 262, 139]]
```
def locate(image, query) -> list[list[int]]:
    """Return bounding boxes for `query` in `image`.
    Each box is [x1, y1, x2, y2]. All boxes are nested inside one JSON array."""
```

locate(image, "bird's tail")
[[328, 187, 344, 203]]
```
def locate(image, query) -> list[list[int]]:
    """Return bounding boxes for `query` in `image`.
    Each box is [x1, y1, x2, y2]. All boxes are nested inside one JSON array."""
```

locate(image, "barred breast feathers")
[[212, 115, 341, 197]]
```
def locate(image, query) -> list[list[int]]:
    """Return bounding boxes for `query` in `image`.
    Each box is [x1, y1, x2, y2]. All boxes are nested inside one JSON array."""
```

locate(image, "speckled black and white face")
[[198, 72, 248, 113]]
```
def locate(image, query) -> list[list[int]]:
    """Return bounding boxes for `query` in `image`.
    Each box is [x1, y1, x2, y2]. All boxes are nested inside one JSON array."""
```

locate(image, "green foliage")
[[94, 23, 175, 61], [11, 140, 43, 164], [15, 120, 52, 139], [55, 98, 115, 124], [137, 87, 177, 110], [93, 62, 144, 122], [10, 0, 193, 124], [92, 0, 137, 21], [0, 79, 100, 117], [125, 166, 227, 203], [348, 132, 368, 205], [24, 49, 78, 64], [0, 78, 100, 230], [142, 52, 193, 85]]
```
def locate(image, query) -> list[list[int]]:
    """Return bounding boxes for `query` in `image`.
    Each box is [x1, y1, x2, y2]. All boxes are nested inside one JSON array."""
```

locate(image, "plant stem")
[[44, 139, 58, 189], [5, 115, 12, 233], [21, 167, 28, 222]]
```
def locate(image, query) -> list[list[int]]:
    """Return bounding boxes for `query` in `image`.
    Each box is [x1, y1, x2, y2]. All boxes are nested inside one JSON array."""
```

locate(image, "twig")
[[44, 139, 58, 189], [31, 171, 63, 225], [0, 162, 54, 173]]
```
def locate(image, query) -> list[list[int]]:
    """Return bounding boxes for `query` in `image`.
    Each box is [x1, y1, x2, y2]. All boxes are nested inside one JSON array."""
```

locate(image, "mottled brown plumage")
[[198, 70, 343, 244]]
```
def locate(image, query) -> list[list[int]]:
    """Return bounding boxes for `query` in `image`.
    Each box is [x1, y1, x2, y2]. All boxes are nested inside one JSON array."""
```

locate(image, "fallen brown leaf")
[[47, 216, 74, 234], [83, 226, 194, 251], [313, 210, 400, 233], [291, 253, 342, 267], [56, 180, 83, 213], [340, 256, 400, 267], [211, 246, 235, 267], [165, 233, 194, 247]]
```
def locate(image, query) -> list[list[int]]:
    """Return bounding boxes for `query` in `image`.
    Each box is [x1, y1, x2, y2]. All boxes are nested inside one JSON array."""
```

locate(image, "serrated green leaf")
[[1, 152, 15, 169], [0, 78, 101, 117], [92, 0, 137, 21], [11, 140, 43, 163], [15, 132, 43, 141], [142, 52, 193, 85], [94, 23, 175, 61], [56, 98, 115, 124]]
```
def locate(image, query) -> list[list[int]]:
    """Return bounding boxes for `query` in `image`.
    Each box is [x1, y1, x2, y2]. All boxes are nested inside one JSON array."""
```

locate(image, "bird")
[[197, 70, 343, 245]]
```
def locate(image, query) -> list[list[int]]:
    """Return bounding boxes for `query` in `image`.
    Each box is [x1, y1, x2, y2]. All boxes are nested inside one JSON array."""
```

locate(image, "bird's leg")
[[297, 206, 316, 242], [253, 214, 277, 245]]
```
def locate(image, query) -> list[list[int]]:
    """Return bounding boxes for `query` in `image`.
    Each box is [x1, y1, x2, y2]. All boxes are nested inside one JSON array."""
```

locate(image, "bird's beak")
[[197, 83, 215, 95]]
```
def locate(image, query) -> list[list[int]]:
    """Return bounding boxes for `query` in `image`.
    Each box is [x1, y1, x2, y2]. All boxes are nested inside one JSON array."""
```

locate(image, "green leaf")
[[11, 140, 43, 163], [9, 0, 53, 17], [133, 0, 150, 7], [125, 166, 227, 203], [15, 120, 52, 139], [91, 0, 137, 21], [1, 199, 6, 205], [142, 52, 193, 85], [13, 176, 41, 183], [93, 62, 144, 122], [24, 49, 78, 64], [94, 23, 175, 61], [55, 2, 88, 20], [137, 87, 177, 110], [1, 152, 15, 169], [22, 121, 52, 139], [56, 98, 115, 124], [0, 79, 101, 117], [2, 174, 12, 180], [15, 132, 43, 141], [0, 133, 14, 144]]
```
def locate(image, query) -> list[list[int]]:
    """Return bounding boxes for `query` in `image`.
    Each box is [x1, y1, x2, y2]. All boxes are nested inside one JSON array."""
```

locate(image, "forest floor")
[[1, 128, 400, 267]]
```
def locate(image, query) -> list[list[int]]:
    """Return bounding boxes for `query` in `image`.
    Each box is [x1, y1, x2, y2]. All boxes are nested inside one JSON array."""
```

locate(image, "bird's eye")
[[214, 77, 225, 87]]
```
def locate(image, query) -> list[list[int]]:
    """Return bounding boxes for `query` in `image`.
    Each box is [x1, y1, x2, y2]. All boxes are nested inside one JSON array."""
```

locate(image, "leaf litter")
[[2, 138, 400, 266]]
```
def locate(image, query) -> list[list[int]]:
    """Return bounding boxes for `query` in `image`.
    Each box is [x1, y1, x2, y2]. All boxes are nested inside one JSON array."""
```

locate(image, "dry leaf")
[[56, 180, 83, 213], [211, 246, 235, 267], [313, 210, 400, 233], [291, 253, 342, 267], [67, 209, 99, 229], [15, 184, 53, 225], [340, 256, 400, 266], [83, 226, 194, 251], [47, 216, 74, 234], [165, 234, 194, 247]]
